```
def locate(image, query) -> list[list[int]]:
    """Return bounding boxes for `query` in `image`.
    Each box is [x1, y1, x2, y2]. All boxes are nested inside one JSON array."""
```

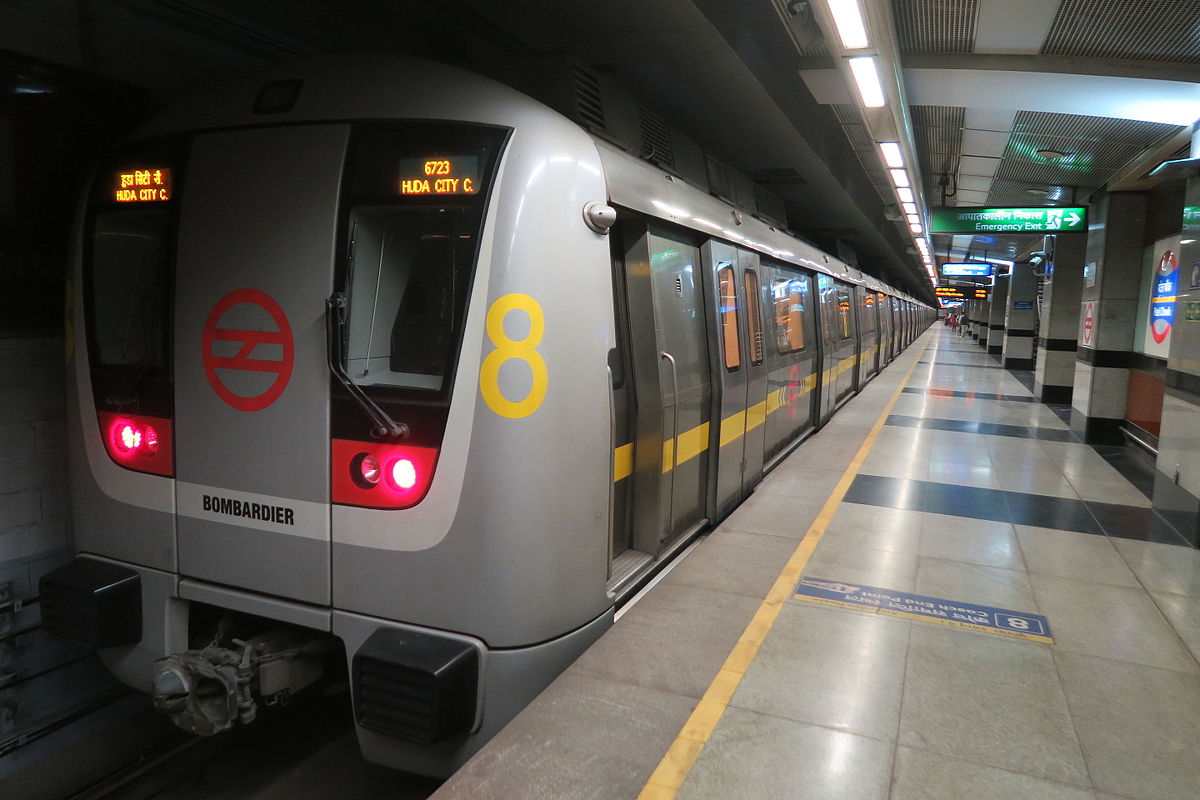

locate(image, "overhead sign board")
[[930, 206, 1087, 234], [941, 262, 993, 278], [935, 287, 967, 298]]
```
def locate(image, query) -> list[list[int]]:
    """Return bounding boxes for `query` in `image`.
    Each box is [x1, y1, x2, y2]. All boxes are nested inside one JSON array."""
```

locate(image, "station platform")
[[433, 325, 1200, 800]]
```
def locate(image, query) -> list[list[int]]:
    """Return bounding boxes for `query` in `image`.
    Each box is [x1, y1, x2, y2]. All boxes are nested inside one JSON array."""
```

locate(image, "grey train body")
[[54, 57, 933, 775]]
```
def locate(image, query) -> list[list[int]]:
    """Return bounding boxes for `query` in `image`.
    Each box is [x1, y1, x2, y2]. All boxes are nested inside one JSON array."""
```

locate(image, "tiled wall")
[[0, 336, 69, 600]]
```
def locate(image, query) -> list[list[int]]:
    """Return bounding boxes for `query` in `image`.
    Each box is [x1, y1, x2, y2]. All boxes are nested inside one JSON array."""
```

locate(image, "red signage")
[[202, 289, 294, 412]]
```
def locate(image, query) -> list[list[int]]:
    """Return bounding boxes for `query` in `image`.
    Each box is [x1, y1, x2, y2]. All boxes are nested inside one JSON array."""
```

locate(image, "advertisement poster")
[[1145, 249, 1179, 357]]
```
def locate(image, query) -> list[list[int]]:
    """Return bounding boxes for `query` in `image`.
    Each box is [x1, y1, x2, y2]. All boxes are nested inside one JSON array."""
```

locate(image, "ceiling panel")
[[961, 128, 1010, 157], [959, 154, 1001, 177], [956, 174, 992, 192], [893, 0, 980, 54], [1042, 0, 1200, 63], [987, 110, 1182, 197], [911, 104, 965, 202]]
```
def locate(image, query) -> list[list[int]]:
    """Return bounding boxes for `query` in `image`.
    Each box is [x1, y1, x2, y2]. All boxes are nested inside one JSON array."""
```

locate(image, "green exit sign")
[[930, 207, 1087, 234]]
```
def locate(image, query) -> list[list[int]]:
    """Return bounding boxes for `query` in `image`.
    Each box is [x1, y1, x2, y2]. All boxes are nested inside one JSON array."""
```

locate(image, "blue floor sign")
[[795, 577, 1053, 644]]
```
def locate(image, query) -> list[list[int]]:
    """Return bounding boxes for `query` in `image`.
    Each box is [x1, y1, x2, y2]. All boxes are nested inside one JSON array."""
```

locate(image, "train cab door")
[[609, 221, 713, 590], [815, 274, 838, 425], [172, 125, 346, 604]]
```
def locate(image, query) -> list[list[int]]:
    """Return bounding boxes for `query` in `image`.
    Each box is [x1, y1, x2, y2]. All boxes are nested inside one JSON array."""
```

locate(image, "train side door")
[[815, 274, 838, 424], [705, 241, 749, 519], [738, 250, 768, 496]]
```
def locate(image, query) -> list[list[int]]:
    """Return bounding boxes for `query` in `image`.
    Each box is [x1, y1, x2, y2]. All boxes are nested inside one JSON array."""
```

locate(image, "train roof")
[[129, 55, 924, 306]]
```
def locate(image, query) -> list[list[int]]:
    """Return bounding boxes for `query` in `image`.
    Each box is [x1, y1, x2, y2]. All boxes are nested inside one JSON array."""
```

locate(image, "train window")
[[718, 266, 741, 370], [836, 286, 852, 339], [860, 292, 875, 333], [743, 271, 763, 366], [345, 207, 471, 390], [772, 276, 807, 353], [339, 123, 507, 398], [87, 208, 171, 369]]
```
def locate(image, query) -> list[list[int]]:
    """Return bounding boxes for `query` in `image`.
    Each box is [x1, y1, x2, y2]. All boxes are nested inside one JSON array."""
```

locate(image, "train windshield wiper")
[[325, 292, 409, 440]]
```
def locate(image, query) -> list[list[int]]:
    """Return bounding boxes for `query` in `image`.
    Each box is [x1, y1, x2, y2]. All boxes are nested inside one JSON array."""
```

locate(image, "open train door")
[[172, 126, 347, 605]]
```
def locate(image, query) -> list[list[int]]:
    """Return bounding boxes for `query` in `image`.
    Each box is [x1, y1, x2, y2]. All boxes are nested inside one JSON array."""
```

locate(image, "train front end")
[[41, 59, 617, 775]]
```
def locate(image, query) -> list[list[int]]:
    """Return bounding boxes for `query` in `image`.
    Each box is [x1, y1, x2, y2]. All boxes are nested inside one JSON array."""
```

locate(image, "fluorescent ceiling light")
[[911, 223, 923, 233], [903, 202, 917, 214], [897, 187, 915, 203], [879, 141, 904, 169], [828, 0, 869, 49], [890, 169, 910, 187], [906, 214, 920, 223], [848, 57, 886, 108]]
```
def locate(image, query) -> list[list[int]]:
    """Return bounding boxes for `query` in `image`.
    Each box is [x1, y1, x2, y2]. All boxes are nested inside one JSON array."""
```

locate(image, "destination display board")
[[397, 155, 481, 196], [941, 262, 993, 278], [930, 206, 1086, 234], [113, 167, 172, 203]]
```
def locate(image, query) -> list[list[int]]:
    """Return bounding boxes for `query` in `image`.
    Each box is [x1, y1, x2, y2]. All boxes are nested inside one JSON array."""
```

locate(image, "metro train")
[[41, 57, 933, 775]]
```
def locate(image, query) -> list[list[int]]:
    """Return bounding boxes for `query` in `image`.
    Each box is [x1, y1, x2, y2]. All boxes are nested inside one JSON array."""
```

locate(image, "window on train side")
[[718, 266, 741, 370], [771, 276, 807, 353], [743, 271, 763, 366], [836, 287, 852, 339]]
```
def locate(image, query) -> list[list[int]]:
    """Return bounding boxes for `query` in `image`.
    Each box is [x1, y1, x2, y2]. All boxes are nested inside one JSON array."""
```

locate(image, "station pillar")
[[1002, 263, 1037, 369], [1070, 192, 1148, 443], [976, 296, 991, 347], [987, 274, 1009, 354], [1153, 181, 1200, 545], [1034, 233, 1086, 403]]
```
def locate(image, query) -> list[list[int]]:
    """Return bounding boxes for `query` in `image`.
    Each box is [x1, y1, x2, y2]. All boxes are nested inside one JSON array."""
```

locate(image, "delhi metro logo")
[[202, 289, 294, 412]]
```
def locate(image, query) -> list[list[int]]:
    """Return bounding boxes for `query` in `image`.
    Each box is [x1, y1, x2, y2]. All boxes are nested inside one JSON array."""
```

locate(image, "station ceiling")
[[4, 1, 1200, 300]]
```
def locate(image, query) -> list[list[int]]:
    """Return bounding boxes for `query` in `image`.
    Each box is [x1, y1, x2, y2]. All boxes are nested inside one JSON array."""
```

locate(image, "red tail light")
[[98, 412, 174, 477], [332, 438, 438, 509]]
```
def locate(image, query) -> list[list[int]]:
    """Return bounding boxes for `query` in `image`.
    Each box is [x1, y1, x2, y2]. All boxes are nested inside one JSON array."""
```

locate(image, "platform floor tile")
[[679, 707, 893, 800], [890, 746, 1096, 800], [898, 625, 1090, 787], [572, 583, 760, 699], [730, 603, 909, 741], [1056, 651, 1200, 800], [442, 670, 695, 800]]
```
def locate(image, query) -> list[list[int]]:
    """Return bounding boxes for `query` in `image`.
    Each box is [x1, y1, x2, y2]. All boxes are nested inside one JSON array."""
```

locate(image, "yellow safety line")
[[637, 346, 922, 800]]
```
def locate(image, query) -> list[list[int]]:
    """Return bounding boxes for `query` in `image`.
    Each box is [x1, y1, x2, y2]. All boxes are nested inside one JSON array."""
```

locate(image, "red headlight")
[[98, 412, 174, 477], [332, 439, 438, 509]]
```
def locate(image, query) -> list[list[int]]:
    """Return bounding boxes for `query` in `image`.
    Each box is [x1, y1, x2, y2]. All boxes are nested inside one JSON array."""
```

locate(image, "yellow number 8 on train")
[[479, 293, 548, 418]]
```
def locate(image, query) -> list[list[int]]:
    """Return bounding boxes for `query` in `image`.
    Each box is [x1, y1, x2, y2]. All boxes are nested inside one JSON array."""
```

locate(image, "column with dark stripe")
[[1071, 192, 1146, 444], [1002, 262, 1037, 370], [1153, 169, 1200, 546], [987, 273, 1008, 355], [1034, 233, 1085, 404]]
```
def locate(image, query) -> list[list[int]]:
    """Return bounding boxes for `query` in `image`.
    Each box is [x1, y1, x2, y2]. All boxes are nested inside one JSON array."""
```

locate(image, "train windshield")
[[89, 208, 171, 369], [339, 124, 508, 398], [345, 207, 473, 390]]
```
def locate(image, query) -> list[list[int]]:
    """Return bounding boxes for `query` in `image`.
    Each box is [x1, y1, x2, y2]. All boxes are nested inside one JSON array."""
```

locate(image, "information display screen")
[[941, 262, 993, 278], [397, 156, 481, 196], [113, 167, 172, 203]]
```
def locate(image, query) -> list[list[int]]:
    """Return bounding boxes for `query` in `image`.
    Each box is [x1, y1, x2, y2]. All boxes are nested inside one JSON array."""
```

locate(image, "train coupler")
[[153, 629, 332, 736]]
